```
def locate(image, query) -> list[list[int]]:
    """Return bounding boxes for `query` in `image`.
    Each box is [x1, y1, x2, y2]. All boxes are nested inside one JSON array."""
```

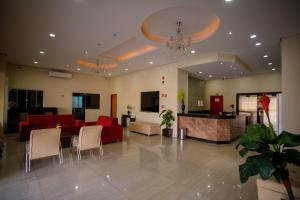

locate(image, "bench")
[[128, 121, 160, 136]]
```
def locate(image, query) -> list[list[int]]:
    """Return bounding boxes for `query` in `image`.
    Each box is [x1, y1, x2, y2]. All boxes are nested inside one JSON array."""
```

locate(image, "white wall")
[[204, 73, 282, 112], [110, 65, 179, 136], [282, 34, 300, 134], [7, 64, 111, 121]]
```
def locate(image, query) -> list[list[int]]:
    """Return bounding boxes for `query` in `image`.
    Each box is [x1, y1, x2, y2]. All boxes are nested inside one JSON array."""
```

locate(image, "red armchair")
[[19, 114, 83, 142], [83, 116, 123, 144]]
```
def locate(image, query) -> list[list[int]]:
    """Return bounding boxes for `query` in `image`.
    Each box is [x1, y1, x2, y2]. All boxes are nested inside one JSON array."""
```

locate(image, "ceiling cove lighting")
[[255, 42, 261, 46], [250, 34, 257, 39], [263, 54, 268, 58], [49, 33, 55, 38], [39, 51, 45, 54]]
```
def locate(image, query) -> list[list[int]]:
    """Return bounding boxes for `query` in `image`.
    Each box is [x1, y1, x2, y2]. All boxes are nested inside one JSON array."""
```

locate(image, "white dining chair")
[[26, 128, 63, 172]]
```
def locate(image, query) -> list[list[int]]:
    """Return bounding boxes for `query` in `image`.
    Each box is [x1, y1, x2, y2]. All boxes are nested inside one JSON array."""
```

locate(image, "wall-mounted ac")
[[48, 70, 72, 79]]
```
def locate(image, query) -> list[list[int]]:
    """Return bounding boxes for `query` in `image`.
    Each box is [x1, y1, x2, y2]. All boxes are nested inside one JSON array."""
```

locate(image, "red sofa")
[[83, 116, 123, 144], [19, 114, 83, 141]]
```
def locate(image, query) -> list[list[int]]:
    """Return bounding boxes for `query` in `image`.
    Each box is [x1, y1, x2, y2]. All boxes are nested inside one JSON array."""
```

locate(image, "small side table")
[[121, 114, 136, 127]]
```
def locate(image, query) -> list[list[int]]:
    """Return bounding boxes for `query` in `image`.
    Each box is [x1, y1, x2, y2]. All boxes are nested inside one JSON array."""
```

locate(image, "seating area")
[[19, 114, 83, 141], [128, 121, 160, 136], [1, 1, 300, 200]]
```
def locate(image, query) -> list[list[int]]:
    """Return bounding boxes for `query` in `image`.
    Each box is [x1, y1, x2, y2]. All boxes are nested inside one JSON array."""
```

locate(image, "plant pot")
[[181, 104, 185, 114], [257, 178, 300, 200], [162, 128, 173, 137]]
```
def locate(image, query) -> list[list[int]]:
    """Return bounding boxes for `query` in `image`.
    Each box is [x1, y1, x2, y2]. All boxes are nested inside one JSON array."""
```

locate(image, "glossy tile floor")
[[0, 130, 257, 200]]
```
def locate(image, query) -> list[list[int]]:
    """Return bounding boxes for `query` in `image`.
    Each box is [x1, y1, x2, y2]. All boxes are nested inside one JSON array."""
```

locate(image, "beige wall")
[[110, 65, 179, 136], [0, 69, 5, 136], [282, 34, 300, 134], [188, 76, 205, 111], [204, 73, 282, 112], [7, 64, 111, 121], [177, 69, 189, 113]]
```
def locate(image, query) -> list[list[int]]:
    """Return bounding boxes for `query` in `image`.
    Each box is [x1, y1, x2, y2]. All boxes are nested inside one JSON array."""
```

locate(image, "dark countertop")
[[177, 113, 236, 119]]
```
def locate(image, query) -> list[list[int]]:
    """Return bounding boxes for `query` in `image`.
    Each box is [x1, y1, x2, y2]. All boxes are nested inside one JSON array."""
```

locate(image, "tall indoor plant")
[[177, 90, 185, 113], [159, 109, 175, 137], [236, 94, 300, 200]]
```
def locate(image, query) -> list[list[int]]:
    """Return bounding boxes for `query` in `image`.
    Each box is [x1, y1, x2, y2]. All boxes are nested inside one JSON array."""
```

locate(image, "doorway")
[[111, 94, 117, 118]]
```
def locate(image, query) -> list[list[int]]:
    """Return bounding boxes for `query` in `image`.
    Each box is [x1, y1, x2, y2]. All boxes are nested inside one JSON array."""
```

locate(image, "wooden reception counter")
[[177, 113, 246, 144]]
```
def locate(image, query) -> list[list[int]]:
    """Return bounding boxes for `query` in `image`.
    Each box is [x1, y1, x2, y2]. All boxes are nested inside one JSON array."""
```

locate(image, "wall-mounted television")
[[141, 91, 159, 113]]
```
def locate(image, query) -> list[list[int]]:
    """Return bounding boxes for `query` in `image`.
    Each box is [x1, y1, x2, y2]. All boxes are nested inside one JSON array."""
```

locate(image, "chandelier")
[[166, 21, 191, 50]]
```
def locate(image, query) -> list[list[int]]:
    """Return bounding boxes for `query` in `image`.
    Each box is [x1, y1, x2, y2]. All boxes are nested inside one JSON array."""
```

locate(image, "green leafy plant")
[[177, 90, 185, 104], [159, 109, 175, 129], [236, 94, 300, 200]]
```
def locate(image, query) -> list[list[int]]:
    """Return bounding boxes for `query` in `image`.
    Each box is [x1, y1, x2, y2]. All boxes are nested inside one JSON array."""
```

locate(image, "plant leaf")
[[276, 131, 300, 147], [239, 152, 275, 183], [239, 148, 248, 157], [283, 149, 300, 166]]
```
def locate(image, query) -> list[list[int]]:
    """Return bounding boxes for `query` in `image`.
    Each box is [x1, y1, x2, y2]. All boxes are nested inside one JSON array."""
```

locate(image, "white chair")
[[25, 128, 63, 172], [71, 125, 103, 160]]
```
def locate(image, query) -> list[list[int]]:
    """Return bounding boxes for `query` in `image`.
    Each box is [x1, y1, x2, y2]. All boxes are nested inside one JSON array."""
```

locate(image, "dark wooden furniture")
[[121, 114, 136, 127]]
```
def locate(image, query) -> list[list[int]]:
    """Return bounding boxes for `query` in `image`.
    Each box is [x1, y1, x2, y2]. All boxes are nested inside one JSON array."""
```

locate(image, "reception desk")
[[177, 113, 246, 144]]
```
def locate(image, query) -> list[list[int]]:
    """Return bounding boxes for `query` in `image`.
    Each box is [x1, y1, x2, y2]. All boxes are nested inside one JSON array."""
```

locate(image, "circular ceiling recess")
[[141, 6, 220, 45]]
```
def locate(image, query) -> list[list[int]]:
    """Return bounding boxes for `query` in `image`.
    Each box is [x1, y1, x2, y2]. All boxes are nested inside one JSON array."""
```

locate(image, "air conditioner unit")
[[48, 70, 72, 79]]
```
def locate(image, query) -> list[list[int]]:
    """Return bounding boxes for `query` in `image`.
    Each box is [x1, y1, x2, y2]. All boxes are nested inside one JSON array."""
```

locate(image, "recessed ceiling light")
[[191, 50, 196, 54], [255, 42, 262, 46], [263, 54, 268, 58], [84, 50, 88, 55], [49, 33, 55, 38], [229, 65, 233, 68], [149, 61, 153, 64], [34, 61, 38, 64], [228, 31, 232, 35], [220, 62, 223, 65], [272, 68, 276, 71], [77, 68, 80, 71], [225, 0, 233, 2], [209, 75, 213, 78], [198, 71, 203, 74], [40, 51, 45, 54], [250, 34, 257, 39], [108, 73, 112, 76], [124, 68, 129, 71], [268, 62, 273, 66]]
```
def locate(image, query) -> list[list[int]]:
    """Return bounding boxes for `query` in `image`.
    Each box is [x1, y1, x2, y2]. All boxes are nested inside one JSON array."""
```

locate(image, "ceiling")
[[1, 0, 300, 79]]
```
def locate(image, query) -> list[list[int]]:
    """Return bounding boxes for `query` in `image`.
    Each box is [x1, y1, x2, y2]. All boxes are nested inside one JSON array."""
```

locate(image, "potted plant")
[[177, 90, 185, 114], [127, 104, 133, 115], [236, 94, 300, 200], [159, 109, 175, 137]]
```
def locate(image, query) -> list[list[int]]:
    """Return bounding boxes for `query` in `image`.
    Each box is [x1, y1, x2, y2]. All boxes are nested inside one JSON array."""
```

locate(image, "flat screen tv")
[[141, 91, 159, 112]]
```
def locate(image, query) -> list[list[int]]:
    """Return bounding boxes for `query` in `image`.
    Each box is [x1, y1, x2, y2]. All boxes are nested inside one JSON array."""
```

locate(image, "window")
[[8, 89, 43, 108]]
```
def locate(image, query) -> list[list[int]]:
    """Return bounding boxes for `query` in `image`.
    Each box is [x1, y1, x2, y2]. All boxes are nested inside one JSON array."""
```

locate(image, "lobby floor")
[[0, 130, 257, 200]]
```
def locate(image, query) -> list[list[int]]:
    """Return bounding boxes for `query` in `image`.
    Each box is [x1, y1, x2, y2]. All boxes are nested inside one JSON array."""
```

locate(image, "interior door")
[[111, 94, 117, 117], [210, 95, 223, 115]]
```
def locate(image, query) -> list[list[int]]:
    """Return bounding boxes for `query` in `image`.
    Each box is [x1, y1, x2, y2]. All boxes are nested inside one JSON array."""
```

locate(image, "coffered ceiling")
[[1, 0, 300, 79]]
